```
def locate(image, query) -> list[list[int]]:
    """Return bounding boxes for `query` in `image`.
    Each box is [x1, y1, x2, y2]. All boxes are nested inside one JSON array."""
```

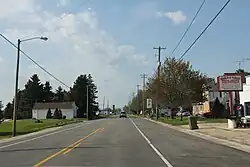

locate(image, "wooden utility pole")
[[140, 73, 147, 115], [136, 84, 140, 115], [153, 46, 166, 120]]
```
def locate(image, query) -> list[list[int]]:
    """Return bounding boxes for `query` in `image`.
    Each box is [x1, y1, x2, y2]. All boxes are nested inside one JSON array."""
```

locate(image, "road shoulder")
[[144, 118, 250, 154]]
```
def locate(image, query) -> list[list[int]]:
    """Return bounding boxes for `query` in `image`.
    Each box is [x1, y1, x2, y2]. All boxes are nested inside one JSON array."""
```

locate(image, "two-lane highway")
[[0, 118, 249, 167]]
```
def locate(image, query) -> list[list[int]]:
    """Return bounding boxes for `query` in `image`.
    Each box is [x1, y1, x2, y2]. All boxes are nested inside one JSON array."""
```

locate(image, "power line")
[[170, 0, 206, 57], [0, 33, 70, 89], [176, 0, 231, 64]]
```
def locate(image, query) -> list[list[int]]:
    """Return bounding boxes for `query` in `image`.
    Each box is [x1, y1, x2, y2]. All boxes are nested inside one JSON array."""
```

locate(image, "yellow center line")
[[33, 128, 101, 167], [99, 128, 105, 132], [63, 142, 82, 155]]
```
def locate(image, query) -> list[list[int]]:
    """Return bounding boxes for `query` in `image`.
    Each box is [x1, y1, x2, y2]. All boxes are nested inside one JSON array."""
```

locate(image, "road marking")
[[34, 128, 101, 167], [62, 128, 101, 155], [130, 118, 174, 167], [62, 142, 82, 155], [0, 122, 93, 150]]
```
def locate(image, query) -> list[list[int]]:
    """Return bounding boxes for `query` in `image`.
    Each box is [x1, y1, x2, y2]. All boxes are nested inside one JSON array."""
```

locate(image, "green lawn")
[[158, 116, 227, 126], [0, 119, 77, 138]]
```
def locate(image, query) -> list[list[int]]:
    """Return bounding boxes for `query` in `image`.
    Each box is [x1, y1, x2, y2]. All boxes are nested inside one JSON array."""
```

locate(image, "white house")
[[239, 76, 250, 116], [32, 101, 78, 119]]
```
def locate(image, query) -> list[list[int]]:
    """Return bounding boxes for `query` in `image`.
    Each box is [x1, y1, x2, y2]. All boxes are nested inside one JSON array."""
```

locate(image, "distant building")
[[239, 76, 250, 116], [193, 83, 228, 115], [32, 101, 77, 119]]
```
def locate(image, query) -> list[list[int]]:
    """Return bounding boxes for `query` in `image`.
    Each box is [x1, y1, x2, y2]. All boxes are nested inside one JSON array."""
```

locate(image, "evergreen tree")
[[54, 86, 64, 102], [3, 102, 13, 119], [53, 108, 60, 119], [46, 108, 52, 119], [43, 81, 54, 102]]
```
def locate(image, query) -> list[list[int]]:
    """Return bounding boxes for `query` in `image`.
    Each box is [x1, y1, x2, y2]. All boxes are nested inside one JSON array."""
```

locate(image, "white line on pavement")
[[130, 118, 174, 167], [0, 122, 93, 149]]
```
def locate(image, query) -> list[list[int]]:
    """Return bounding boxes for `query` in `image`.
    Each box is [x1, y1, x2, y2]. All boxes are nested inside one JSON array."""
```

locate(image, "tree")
[[0, 101, 3, 119], [53, 108, 60, 119], [87, 74, 98, 119], [46, 108, 52, 119], [0, 101, 3, 111], [58, 109, 63, 119], [70, 74, 88, 118], [24, 74, 44, 103], [70, 74, 98, 118], [3, 102, 13, 119], [212, 98, 224, 118], [54, 86, 64, 102], [144, 57, 209, 114], [43, 81, 54, 102]]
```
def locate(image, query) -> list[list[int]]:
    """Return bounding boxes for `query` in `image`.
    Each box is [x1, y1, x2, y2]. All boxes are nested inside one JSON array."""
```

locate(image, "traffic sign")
[[146, 99, 152, 109]]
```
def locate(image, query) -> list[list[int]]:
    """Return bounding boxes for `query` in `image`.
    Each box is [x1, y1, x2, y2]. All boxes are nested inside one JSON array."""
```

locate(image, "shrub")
[[53, 108, 60, 119], [62, 115, 66, 119], [46, 108, 52, 119]]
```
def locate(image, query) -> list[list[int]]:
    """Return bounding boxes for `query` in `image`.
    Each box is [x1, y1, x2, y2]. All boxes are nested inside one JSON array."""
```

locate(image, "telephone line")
[[176, 0, 231, 64], [0, 33, 70, 89], [170, 0, 206, 57]]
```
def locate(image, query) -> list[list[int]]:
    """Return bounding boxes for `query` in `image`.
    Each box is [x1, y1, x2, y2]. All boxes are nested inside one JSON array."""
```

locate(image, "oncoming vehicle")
[[120, 111, 127, 118]]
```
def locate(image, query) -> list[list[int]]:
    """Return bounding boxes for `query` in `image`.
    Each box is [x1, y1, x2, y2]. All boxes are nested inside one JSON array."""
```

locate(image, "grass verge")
[[0, 119, 81, 138]]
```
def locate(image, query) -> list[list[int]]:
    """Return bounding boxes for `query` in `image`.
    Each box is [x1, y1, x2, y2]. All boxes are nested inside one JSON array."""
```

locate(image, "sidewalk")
[[181, 123, 250, 146], [145, 118, 250, 154]]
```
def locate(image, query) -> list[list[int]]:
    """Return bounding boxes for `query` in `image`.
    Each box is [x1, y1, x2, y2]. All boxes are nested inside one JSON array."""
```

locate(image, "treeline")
[[0, 73, 98, 119], [124, 57, 214, 114]]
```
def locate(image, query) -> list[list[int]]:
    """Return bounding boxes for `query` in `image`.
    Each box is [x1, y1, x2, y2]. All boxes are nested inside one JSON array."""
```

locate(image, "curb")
[[144, 118, 250, 154]]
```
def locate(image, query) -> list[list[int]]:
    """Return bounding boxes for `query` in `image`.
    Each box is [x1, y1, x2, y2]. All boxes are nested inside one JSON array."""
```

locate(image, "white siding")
[[32, 109, 47, 119], [32, 108, 75, 119]]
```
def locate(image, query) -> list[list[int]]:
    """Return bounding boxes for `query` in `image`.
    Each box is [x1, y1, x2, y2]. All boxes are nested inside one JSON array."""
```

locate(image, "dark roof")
[[33, 101, 75, 109]]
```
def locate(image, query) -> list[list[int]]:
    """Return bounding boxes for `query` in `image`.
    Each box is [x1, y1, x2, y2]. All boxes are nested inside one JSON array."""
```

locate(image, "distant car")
[[120, 112, 127, 118], [181, 111, 191, 116]]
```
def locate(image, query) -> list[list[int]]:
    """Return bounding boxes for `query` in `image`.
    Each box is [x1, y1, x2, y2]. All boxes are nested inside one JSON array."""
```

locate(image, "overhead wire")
[[170, 0, 206, 58], [0, 33, 70, 89], [176, 0, 231, 64], [0, 2, 94, 89]]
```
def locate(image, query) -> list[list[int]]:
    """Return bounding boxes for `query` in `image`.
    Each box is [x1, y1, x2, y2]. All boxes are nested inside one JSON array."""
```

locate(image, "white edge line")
[[0, 121, 92, 149], [129, 118, 174, 167]]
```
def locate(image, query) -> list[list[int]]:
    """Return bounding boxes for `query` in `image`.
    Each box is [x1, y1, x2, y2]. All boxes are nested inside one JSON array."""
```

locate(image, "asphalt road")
[[0, 117, 249, 167]]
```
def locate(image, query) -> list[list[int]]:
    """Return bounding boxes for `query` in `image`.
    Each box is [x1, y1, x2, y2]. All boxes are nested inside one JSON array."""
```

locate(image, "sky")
[[0, 0, 249, 108]]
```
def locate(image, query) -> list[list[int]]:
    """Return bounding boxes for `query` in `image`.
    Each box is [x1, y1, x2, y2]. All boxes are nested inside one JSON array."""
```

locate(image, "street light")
[[12, 36, 48, 137]]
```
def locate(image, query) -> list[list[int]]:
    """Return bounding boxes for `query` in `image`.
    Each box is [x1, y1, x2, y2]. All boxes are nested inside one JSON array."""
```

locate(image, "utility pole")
[[86, 85, 89, 120], [136, 84, 140, 115], [12, 39, 21, 137], [140, 73, 147, 115], [107, 99, 109, 109], [103, 96, 105, 110], [153, 46, 166, 120]]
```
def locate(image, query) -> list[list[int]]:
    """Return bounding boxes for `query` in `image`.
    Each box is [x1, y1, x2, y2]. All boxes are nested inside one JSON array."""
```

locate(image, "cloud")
[[57, 0, 71, 7], [0, 0, 148, 107], [157, 10, 187, 24]]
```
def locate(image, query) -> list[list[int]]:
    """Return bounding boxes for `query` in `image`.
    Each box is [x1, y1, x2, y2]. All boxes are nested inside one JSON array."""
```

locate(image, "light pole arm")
[[20, 36, 48, 43]]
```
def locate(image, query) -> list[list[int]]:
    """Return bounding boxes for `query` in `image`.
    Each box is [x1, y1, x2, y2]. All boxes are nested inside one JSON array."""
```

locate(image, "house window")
[[219, 92, 222, 98]]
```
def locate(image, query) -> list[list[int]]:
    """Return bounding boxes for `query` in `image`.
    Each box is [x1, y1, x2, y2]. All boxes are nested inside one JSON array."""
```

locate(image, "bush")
[[34, 119, 43, 123], [46, 108, 52, 119], [58, 109, 63, 119], [62, 115, 66, 119], [53, 108, 60, 119]]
